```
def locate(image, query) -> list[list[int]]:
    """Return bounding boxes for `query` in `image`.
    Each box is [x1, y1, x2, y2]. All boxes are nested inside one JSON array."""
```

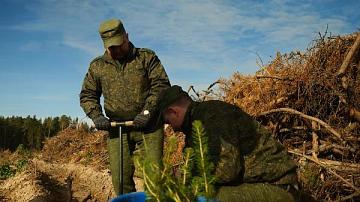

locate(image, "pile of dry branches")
[[218, 32, 360, 201], [42, 128, 109, 170]]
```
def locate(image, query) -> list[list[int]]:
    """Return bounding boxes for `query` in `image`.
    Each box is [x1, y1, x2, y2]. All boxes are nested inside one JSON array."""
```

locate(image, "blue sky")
[[0, 0, 359, 121]]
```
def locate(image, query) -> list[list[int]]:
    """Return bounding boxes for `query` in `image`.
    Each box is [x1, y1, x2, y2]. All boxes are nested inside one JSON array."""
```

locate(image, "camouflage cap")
[[157, 85, 189, 112], [99, 19, 126, 49]]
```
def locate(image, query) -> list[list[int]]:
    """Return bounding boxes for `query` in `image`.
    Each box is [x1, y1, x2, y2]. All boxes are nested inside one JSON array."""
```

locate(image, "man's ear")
[[167, 106, 177, 115], [169, 106, 184, 118]]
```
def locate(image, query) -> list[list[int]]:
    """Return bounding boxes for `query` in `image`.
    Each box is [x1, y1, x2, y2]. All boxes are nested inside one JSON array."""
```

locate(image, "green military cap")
[[99, 19, 126, 49], [157, 85, 189, 112]]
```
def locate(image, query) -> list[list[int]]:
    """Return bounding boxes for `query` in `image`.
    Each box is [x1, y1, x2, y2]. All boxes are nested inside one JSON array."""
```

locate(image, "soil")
[[0, 158, 115, 202], [0, 126, 182, 201], [0, 128, 116, 201]]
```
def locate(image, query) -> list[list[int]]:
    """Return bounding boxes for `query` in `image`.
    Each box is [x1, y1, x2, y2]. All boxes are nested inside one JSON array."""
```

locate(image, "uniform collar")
[[181, 101, 197, 135], [102, 42, 136, 64]]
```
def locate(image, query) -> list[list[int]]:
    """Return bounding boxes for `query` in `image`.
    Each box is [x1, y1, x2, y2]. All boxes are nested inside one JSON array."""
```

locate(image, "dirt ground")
[[0, 128, 117, 201], [0, 159, 115, 201], [0, 126, 182, 202]]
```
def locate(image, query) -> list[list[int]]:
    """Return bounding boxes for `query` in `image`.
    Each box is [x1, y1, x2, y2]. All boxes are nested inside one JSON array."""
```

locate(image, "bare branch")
[[255, 75, 294, 81], [288, 150, 360, 192], [337, 33, 360, 77], [201, 80, 221, 101], [187, 85, 200, 100], [350, 107, 360, 122], [268, 96, 289, 108], [206, 80, 220, 91], [334, 191, 360, 202], [257, 107, 342, 140]]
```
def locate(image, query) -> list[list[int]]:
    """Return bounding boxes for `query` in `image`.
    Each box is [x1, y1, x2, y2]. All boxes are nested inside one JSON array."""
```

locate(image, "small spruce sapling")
[[138, 120, 216, 201]]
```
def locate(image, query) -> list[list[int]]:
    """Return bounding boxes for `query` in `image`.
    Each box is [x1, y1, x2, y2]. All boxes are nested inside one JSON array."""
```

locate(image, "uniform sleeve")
[[200, 115, 244, 184], [143, 54, 170, 113], [79, 63, 103, 120], [214, 137, 243, 184], [198, 102, 257, 184], [214, 108, 259, 184]]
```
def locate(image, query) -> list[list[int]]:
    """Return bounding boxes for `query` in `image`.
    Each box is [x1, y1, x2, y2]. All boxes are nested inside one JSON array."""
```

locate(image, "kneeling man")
[[157, 85, 314, 202]]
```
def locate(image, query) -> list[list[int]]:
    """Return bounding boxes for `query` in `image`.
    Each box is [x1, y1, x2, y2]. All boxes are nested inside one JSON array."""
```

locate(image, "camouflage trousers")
[[216, 183, 295, 202], [107, 127, 163, 195]]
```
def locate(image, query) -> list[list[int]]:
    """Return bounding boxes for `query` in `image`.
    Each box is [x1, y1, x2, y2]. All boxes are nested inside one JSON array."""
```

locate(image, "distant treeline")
[[0, 115, 90, 151]]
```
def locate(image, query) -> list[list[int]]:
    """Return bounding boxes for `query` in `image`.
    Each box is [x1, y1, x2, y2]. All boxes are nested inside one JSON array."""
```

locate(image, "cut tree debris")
[[218, 32, 360, 201]]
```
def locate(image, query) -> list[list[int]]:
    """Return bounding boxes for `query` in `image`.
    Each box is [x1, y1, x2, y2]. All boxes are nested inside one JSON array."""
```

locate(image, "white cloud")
[[11, 0, 357, 87], [62, 36, 102, 56]]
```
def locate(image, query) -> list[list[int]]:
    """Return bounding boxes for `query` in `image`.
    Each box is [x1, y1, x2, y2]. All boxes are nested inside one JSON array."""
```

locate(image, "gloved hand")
[[133, 110, 150, 129], [93, 115, 110, 130]]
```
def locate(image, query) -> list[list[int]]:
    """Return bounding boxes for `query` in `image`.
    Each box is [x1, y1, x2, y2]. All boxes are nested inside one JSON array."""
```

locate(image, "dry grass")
[[42, 128, 109, 170]]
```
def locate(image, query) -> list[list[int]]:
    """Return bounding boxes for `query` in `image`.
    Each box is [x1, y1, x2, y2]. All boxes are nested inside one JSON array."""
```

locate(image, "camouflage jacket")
[[80, 43, 170, 121], [181, 100, 297, 185]]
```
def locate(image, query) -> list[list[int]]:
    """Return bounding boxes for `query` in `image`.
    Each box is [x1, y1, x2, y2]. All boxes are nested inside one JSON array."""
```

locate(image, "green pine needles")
[[136, 120, 216, 202], [191, 120, 216, 198]]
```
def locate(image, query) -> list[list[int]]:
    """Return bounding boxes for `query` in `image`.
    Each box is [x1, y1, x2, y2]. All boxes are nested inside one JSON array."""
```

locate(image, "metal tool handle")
[[110, 120, 133, 195], [110, 121, 134, 127], [119, 126, 123, 195]]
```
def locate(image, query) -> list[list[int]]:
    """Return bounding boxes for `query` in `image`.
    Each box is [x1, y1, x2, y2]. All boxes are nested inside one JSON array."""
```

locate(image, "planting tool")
[[111, 121, 134, 195]]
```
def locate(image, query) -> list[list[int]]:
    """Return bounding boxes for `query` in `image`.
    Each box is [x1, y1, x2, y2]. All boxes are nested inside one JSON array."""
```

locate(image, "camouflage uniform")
[[80, 36, 170, 194], [181, 100, 300, 202]]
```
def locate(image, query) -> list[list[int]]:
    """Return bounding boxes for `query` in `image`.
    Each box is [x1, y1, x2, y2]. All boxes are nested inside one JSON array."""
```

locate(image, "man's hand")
[[93, 115, 110, 130], [133, 110, 150, 128]]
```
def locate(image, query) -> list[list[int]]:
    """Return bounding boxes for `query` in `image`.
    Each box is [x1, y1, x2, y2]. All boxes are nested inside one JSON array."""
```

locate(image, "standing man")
[[157, 85, 314, 202], [80, 19, 170, 194]]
